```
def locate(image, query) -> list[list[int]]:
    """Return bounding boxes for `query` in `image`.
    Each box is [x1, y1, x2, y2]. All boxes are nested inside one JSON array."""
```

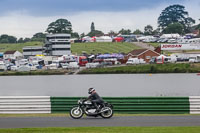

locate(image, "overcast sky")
[[0, 0, 199, 38]]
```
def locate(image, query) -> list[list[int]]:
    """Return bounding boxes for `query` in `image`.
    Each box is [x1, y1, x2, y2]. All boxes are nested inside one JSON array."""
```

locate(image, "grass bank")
[[0, 42, 140, 54], [0, 42, 43, 53], [0, 127, 200, 133], [0, 69, 68, 76], [147, 42, 161, 48], [71, 42, 140, 55], [79, 63, 200, 74]]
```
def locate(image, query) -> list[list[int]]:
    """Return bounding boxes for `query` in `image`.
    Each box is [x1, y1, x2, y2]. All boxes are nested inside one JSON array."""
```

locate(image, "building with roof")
[[23, 46, 44, 58], [22, 34, 71, 57], [3, 51, 23, 60], [44, 34, 71, 56], [127, 49, 160, 63]]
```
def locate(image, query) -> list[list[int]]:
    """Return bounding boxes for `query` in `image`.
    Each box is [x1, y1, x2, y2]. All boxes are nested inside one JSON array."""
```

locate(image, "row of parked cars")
[[47, 62, 80, 70]]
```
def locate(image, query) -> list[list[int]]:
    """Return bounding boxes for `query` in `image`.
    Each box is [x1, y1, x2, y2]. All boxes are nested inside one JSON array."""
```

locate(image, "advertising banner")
[[161, 43, 200, 50]]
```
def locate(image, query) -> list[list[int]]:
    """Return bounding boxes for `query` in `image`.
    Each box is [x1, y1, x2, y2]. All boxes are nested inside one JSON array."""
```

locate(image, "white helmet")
[[88, 88, 95, 94]]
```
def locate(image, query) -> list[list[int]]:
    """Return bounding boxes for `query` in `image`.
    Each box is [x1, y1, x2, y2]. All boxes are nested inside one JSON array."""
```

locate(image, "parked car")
[[126, 58, 139, 65], [30, 65, 37, 71], [10, 65, 18, 71], [68, 62, 79, 69], [189, 55, 200, 63], [167, 39, 177, 43], [49, 63, 58, 70], [126, 58, 145, 65], [6, 63, 14, 71], [86, 63, 100, 68], [189, 57, 196, 63], [138, 59, 146, 64], [100, 61, 113, 66], [0, 61, 6, 71], [149, 57, 156, 64], [164, 56, 177, 63], [17, 66, 31, 72], [61, 63, 69, 69]]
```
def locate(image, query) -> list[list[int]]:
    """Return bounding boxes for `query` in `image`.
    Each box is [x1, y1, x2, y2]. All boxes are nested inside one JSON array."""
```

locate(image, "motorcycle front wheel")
[[100, 107, 113, 119], [70, 106, 84, 119]]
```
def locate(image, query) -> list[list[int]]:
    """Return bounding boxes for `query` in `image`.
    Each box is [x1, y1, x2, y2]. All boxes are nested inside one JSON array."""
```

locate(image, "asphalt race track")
[[1, 116, 200, 128]]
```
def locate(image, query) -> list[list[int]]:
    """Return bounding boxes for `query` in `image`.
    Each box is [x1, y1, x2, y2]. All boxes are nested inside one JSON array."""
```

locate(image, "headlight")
[[78, 100, 82, 104]]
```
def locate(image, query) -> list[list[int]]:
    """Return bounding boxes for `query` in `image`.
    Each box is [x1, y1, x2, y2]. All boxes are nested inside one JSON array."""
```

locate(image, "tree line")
[[0, 33, 46, 44], [0, 4, 200, 44]]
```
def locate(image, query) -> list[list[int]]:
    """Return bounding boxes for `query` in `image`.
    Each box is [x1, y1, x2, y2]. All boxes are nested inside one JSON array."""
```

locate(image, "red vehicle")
[[114, 37, 124, 42], [77, 56, 88, 66]]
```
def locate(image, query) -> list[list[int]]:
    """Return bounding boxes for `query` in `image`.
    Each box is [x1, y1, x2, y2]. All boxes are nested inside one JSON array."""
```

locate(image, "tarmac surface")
[[1, 116, 200, 128]]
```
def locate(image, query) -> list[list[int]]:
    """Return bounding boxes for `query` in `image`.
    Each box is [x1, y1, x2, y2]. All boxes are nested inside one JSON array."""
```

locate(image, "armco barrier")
[[189, 96, 200, 114], [0, 96, 51, 114], [51, 97, 190, 114]]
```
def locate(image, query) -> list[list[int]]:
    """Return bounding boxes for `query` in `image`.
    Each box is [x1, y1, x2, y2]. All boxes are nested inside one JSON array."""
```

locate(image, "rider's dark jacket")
[[88, 92, 103, 103]]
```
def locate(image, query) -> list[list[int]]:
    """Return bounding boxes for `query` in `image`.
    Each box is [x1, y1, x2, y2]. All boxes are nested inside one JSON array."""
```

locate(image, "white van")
[[68, 62, 79, 69], [86, 62, 100, 68], [126, 58, 140, 65], [164, 56, 177, 63], [49, 63, 58, 70], [189, 55, 200, 63], [18, 59, 28, 66], [0, 61, 6, 71]]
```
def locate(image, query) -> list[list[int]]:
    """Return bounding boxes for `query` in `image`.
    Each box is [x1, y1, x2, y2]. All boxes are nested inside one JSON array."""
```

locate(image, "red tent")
[[91, 36, 96, 42], [114, 37, 124, 42]]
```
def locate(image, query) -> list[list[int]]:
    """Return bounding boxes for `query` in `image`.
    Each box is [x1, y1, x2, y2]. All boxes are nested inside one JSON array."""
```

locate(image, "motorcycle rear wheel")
[[100, 107, 113, 119], [70, 106, 84, 119]]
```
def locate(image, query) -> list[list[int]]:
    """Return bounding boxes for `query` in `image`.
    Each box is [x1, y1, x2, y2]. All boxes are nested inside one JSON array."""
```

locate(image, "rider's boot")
[[94, 103, 100, 112]]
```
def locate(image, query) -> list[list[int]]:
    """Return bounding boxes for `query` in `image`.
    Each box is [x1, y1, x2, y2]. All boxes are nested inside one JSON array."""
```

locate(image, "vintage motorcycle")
[[70, 99, 113, 119]]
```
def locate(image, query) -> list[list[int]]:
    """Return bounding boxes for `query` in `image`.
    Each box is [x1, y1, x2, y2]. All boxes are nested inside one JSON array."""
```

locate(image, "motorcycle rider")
[[87, 88, 103, 112]]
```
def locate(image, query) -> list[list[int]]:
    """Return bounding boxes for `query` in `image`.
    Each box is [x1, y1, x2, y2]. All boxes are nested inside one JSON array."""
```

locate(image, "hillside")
[[0, 42, 141, 55], [0, 42, 43, 53]]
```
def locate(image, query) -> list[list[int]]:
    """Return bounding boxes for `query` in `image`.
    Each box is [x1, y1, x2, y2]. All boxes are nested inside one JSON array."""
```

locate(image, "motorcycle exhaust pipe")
[[100, 108, 110, 113]]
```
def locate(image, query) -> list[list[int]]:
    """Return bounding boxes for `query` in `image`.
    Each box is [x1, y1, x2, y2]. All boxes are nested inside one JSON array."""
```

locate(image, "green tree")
[[87, 30, 104, 37], [144, 25, 153, 35], [31, 32, 46, 42], [8, 36, 17, 43], [158, 4, 195, 33], [163, 22, 184, 34], [17, 38, 24, 43], [0, 39, 9, 43], [196, 19, 200, 36], [87, 22, 104, 37], [108, 30, 118, 37], [118, 28, 131, 35], [80, 33, 85, 38], [91, 22, 95, 32], [133, 29, 143, 34], [71, 32, 79, 38], [23, 38, 31, 42], [153, 28, 161, 35], [46, 18, 72, 34], [0, 34, 17, 43]]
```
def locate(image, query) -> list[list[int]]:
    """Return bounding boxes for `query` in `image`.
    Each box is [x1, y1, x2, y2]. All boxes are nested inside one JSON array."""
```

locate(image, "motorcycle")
[[70, 99, 113, 119]]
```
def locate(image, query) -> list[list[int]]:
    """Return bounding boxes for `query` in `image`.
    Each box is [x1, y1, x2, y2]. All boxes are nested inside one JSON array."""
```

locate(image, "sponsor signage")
[[161, 43, 200, 50]]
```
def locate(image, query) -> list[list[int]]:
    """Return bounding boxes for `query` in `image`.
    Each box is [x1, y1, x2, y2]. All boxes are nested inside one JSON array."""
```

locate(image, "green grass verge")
[[147, 42, 161, 48], [0, 127, 200, 133], [0, 42, 43, 53], [0, 42, 140, 55], [71, 42, 140, 55], [79, 63, 200, 74], [0, 70, 68, 76], [1, 113, 200, 117]]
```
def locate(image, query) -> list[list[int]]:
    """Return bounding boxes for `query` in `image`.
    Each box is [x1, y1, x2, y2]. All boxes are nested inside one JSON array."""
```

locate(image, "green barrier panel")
[[51, 97, 190, 114]]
